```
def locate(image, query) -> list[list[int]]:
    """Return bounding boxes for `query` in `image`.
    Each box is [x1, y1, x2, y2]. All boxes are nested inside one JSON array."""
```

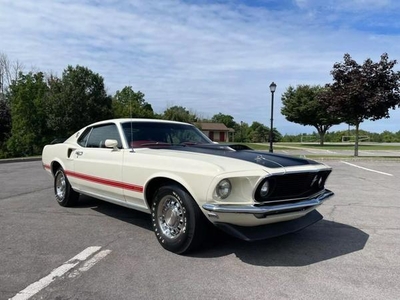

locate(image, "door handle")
[[76, 151, 83, 156]]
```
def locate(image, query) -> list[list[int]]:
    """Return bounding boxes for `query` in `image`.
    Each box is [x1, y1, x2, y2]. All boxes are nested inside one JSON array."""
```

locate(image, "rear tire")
[[151, 184, 206, 254], [54, 168, 79, 207]]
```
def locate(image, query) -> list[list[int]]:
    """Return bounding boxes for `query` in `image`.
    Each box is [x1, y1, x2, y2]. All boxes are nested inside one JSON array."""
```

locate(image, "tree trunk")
[[319, 132, 325, 146], [317, 126, 326, 146], [354, 123, 359, 157]]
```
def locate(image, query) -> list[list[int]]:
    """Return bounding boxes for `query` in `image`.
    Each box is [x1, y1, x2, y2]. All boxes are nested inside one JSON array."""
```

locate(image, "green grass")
[[233, 143, 400, 160], [245, 142, 400, 151]]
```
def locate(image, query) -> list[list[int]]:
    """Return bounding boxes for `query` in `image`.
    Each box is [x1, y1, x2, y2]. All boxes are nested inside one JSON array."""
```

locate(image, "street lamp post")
[[269, 82, 276, 153]]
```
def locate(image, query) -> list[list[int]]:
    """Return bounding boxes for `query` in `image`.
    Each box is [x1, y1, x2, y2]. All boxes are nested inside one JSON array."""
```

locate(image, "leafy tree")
[[381, 130, 396, 143], [112, 86, 154, 118], [0, 53, 23, 155], [46, 65, 113, 138], [281, 133, 309, 143], [249, 121, 269, 142], [282, 129, 400, 143], [163, 106, 198, 123], [321, 53, 400, 156], [211, 113, 237, 129], [271, 128, 282, 143], [234, 121, 250, 142], [281, 85, 341, 145], [0, 98, 11, 149], [7, 72, 49, 156]]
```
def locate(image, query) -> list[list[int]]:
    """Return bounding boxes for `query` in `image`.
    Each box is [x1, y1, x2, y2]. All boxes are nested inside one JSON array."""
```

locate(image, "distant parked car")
[[42, 119, 334, 254]]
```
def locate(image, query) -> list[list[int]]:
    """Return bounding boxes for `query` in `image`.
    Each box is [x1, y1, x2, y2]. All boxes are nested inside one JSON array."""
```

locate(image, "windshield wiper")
[[138, 142, 171, 147], [179, 141, 201, 146]]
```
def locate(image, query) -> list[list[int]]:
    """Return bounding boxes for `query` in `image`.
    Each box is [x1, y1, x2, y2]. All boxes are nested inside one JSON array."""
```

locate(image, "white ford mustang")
[[42, 118, 334, 254]]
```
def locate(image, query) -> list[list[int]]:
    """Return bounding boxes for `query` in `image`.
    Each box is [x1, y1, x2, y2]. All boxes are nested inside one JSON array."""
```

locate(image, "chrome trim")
[[202, 189, 334, 214], [251, 167, 331, 201], [207, 212, 219, 219], [255, 190, 327, 205]]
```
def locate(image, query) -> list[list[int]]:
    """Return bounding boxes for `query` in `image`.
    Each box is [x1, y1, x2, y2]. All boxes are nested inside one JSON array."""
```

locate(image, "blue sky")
[[1, 0, 400, 134]]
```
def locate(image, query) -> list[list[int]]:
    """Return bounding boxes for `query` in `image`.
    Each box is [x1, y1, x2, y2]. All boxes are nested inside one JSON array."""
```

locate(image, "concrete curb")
[[0, 157, 42, 164]]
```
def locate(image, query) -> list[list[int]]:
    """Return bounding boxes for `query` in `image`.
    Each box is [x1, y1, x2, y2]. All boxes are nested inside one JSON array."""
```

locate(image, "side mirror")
[[105, 139, 119, 150]]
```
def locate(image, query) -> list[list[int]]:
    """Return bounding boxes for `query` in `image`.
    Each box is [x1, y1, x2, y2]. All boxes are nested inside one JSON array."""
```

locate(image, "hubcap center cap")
[[165, 209, 179, 227]]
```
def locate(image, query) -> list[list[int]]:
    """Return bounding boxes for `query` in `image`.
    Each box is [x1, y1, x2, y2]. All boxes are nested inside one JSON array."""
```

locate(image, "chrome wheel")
[[54, 168, 79, 207], [157, 195, 186, 239], [152, 185, 207, 253], [55, 171, 66, 201]]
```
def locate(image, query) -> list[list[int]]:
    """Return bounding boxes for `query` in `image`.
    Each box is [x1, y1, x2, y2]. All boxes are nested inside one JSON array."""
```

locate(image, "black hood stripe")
[[171, 145, 318, 168]]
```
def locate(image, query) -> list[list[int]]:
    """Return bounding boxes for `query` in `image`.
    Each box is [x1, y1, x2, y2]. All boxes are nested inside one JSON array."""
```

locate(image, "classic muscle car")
[[42, 118, 334, 254]]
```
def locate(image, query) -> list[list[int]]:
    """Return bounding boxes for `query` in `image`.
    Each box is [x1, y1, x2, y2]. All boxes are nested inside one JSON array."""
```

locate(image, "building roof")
[[197, 122, 233, 131]]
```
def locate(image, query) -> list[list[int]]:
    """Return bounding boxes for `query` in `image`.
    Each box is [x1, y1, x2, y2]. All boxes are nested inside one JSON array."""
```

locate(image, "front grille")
[[255, 170, 331, 203]]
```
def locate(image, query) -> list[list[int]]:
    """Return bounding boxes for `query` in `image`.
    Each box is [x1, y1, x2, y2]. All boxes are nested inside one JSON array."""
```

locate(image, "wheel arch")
[[144, 176, 199, 210], [50, 160, 64, 176]]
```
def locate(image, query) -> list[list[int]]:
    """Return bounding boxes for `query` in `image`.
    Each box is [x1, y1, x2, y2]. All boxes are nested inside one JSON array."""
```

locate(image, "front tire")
[[152, 184, 206, 254], [54, 168, 79, 207]]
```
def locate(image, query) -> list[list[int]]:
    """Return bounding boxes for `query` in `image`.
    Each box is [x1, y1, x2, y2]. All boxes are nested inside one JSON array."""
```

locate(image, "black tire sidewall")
[[151, 185, 198, 254], [54, 168, 77, 207]]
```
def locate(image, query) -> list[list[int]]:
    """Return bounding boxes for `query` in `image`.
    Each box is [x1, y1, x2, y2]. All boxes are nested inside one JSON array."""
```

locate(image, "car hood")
[[174, 144, 320, 168], [135, 144, 321, 171]]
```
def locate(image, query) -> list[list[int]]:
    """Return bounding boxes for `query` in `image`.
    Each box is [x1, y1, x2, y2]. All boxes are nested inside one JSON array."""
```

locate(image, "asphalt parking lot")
[[1, 159, 399, 300]]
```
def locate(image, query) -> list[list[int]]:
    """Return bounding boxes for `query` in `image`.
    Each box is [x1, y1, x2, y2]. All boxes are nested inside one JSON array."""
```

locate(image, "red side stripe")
[[64, 170, 144, 193]]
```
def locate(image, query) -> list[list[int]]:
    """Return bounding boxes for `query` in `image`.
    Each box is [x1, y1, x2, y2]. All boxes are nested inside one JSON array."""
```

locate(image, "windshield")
[[121, 121, 213, 148]]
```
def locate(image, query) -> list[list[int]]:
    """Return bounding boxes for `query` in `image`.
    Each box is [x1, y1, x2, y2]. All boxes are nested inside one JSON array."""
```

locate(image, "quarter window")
[[77, 128, 91, 147], [85, 124, 122, 148]]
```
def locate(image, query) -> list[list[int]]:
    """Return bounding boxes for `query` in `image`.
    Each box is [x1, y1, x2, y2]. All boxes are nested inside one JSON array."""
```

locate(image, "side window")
[[77, 128, 92, 147], [85, 124, 122, 148], [123, 127, 168, 146]]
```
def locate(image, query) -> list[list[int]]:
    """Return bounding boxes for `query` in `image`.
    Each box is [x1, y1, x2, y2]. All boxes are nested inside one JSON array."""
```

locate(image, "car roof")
[[89, 118, 192, 127]]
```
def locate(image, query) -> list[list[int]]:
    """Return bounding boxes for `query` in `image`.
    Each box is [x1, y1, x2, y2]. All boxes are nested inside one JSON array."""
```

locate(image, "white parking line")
[[382, 150, 400, 155], [9, 246, 106, 300], [69, 249, 112, 278], [359, 150, 374, 154], [341, 161, 393, 176], [305, 149, 337, 154]]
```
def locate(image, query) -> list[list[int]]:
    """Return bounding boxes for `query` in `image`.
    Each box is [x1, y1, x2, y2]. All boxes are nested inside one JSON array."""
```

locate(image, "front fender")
[[144, 171, 214, 207]]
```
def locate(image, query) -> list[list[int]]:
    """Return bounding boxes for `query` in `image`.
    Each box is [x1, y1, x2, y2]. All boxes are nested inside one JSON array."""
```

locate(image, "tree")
[[46, 65, 113, 138], [0, 98, 11, 148], [163, 106, 198, 123], [249, 121, 269, 142], [112, 86, 154, 118], [0, 53, 23, 153], [7, 72, 49, 156], [234, 121, 250, 142], [211, 113, 237, 129], [321, 53, 400, 156], [0, 53, 24, 95], [271, 128, 282, 143], [281, 85, 341, 145]]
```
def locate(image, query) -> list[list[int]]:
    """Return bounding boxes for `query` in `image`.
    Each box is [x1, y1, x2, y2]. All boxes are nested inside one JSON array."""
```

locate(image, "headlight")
[[260, 180, 269, 197], [216, 179, 232, 199]]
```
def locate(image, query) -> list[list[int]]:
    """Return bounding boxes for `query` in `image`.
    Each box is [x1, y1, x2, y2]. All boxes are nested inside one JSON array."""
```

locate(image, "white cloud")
[[0, 0, 399, 134], [294, 0, 393, 11]]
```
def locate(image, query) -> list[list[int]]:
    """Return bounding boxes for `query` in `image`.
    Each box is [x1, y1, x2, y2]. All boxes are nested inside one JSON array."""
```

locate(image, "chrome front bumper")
[[202, 189, 334, 215]]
